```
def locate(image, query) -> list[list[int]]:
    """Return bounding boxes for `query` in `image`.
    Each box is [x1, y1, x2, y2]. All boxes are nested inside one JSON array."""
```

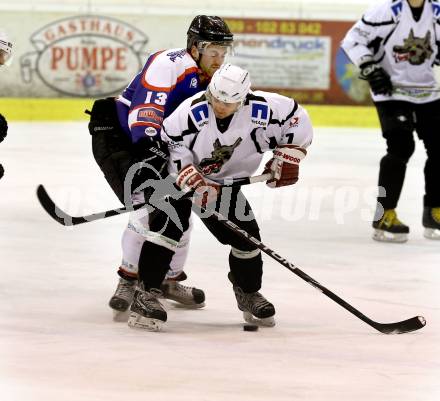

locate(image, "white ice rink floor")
[[0, 122, 439, 401]]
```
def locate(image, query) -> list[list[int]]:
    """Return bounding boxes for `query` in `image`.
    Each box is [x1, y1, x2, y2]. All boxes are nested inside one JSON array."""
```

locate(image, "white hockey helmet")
[[208, 63, 251, 103], [0, 31, 13, 66]]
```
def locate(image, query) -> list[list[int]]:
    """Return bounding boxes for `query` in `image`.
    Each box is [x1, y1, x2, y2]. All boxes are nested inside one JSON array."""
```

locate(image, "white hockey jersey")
[[341, 0, 440, 103], [161, 90, 313, 181]]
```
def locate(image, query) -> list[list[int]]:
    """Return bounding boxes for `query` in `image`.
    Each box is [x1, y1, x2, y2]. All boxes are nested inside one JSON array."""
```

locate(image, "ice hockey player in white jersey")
[[89, 16, 234, 319], [126, 63, 313, 331], [341, 0, 440, 242]]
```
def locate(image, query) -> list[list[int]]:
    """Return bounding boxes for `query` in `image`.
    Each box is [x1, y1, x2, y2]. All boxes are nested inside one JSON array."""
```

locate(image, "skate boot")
[[423, 207, 440, 240], [228, 273, 275, 327], [160, 272, 205, 308], [372, 209, 409, 243], [109, 276, 137, 321], [128, 287, 167, 331]]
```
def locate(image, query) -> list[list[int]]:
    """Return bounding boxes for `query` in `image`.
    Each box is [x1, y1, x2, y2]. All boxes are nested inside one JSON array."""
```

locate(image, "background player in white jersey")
[[88, 16, 234, 318], [126, 64, 313, 331], [0, 30, 13, 180], [342, 0, 440, 242]]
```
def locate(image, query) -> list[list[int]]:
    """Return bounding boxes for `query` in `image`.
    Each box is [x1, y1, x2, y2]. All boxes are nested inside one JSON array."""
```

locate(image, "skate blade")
[[372, 229, 408, 243], [113, 309, 130, 322], [424, 228, 440, 240], [167, 299, 206, 309], [243, 311, 275, 327], [127, 312, 164, 331]]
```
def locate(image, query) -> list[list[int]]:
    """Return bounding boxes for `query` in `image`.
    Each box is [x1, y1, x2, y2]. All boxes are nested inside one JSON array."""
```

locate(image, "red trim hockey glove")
[[263, 145, 307, 188], [176, 164, 220, 207]]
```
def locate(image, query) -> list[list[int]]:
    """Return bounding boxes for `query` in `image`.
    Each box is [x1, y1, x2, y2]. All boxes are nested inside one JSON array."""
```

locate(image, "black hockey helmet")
[[187, 15, 233, 51]]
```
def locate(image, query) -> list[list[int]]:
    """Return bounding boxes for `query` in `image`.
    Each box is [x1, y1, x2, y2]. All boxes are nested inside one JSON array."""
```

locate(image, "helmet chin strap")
[[190, 48, 212, 83], [190, 47, 203, 69]]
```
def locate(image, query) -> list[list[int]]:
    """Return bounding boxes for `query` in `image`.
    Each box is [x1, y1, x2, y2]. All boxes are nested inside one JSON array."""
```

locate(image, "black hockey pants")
[[375, 99, 440, 209], [138, 187, 263, 293]]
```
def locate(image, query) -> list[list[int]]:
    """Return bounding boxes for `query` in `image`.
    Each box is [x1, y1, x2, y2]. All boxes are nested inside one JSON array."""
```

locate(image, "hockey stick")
[[36, 173, 272, 227], [200, 207, 426, 335]]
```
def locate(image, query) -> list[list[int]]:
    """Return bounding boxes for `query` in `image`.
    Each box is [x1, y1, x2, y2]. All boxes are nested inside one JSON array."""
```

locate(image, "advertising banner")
[[20, 15, 149, 97], [1, 12, 369, 105], [226, 18, 370, 105]]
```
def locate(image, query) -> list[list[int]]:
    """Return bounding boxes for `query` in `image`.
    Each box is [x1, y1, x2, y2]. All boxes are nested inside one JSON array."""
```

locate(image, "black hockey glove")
[[0, 113, 8, 143], [88, 97, 120, 137], [132, 138, 169, 177], [88, 98, 134, 204], [131, 138, 170, 199], [359, 62, 393, 96]]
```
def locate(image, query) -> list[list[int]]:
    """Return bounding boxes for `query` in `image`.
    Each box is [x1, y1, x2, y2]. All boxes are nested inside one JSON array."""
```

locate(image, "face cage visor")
[[205, 87, 245, 109], [196, 41, 235, 57]]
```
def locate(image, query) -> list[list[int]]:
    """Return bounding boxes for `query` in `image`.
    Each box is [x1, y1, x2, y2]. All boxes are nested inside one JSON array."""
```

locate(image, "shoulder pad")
[[391, 0, 403, 18], [432, 0, 440, 18], [249, 98, 270, 128], [164, 48, 188, 63], [189, 98, 209, 130], [362, 0, 399, 23], [252, 90, 298, 125], [143, 49, 196, 90]]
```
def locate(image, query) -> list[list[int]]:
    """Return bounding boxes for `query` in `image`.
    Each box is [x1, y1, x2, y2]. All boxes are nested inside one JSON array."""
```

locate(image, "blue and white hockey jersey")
[[116, 48, 208, 143]]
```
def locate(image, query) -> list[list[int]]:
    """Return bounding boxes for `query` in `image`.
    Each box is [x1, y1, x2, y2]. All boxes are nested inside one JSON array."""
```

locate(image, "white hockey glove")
[[176, 164, 220, 207], [263, 145, 307, 188]]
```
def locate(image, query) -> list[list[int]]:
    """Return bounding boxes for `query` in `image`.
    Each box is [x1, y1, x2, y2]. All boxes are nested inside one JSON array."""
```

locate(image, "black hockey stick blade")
[[205, 209, 427, 335], [36, 184, 141, 226], [37, 184, 74, 225], [371, 315, 426, 335]]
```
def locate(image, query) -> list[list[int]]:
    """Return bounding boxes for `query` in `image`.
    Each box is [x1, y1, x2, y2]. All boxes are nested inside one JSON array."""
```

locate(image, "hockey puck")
[[243, 324, 259, 332]]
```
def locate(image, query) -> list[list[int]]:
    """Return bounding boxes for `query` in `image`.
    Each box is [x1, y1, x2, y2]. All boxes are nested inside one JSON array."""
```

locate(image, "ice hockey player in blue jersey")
[[126, 64, 313, 331], [87, 16, 234, 319], [342, 0, 440, 242]]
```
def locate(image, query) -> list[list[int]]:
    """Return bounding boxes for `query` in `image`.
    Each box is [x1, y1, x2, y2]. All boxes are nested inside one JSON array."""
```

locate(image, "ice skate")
[[128, 287, 167, 331], [372, 209, 409, 243], [160, 272, 205, 308], [228, 273, 275, 327], [109, 277, 137, 321], [423, 207, 440, 240]]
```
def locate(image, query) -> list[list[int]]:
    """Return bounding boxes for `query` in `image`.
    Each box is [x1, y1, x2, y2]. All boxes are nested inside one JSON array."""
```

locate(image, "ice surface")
[[0, 122, 439, 401]]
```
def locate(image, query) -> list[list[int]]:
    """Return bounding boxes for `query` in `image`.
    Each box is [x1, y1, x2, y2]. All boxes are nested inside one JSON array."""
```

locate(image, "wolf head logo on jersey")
[[199, 138, 242, 175], [393, 29, 433, 65]]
